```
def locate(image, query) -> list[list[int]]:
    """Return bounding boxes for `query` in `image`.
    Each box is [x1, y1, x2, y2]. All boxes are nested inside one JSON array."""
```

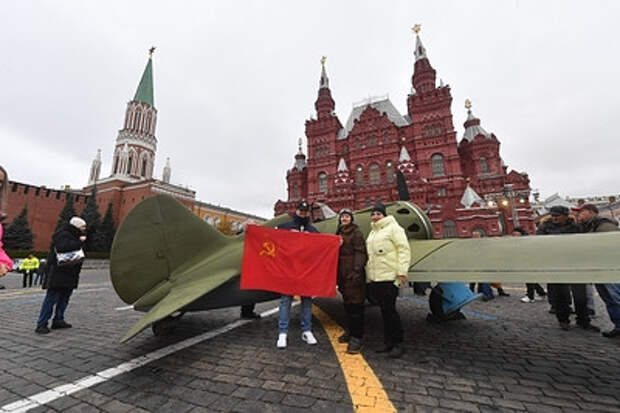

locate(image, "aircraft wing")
[[120, 265, 239, 342], [408, 232, 620, 283]]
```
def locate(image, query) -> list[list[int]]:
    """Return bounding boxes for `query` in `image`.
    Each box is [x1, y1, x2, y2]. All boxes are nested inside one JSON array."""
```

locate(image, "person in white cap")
[[35, 216, 87, 334]]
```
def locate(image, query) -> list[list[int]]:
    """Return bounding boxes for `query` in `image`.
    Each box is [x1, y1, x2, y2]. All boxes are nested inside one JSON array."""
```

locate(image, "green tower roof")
[[133, 57, 154, 106]]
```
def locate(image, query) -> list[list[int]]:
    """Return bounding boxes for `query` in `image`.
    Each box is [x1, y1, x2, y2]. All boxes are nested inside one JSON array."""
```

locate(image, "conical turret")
[[315, 56, 336, 120], [411, 25, 436, 94]]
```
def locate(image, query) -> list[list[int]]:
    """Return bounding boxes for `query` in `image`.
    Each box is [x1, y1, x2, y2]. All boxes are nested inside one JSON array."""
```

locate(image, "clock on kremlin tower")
[[274, 26, 534, 238]]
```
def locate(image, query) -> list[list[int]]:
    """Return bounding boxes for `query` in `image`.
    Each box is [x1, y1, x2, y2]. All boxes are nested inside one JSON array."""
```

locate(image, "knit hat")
[[371, 202, 387, 217], [338, 208, 354, 222], [296, 201, 309, 211], [549, 205, 569, 216], [69, 216, 87, 229]]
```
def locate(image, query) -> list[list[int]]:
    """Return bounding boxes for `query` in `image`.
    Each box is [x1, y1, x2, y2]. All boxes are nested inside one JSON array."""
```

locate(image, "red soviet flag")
[[241, 225, 340, 297]]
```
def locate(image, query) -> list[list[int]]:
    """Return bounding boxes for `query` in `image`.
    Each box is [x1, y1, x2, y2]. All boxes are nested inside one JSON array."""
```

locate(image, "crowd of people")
[[269, 200, 619, 353], [1, 160, 618, 346], [271, 201, 411, 358]]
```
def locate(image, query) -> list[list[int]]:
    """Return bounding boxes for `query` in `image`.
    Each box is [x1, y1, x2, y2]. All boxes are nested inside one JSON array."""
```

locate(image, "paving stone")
[[282, 393, 316, 408], [100, 400, 136, 413], [439, 399, 481, 412], [207, 396, 243, 411], [231, 386, 266, 401], [261, 390, 286, 404]]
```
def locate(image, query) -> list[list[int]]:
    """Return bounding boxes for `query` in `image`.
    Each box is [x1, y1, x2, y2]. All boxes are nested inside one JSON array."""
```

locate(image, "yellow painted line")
[[313, 305, 396, 413]]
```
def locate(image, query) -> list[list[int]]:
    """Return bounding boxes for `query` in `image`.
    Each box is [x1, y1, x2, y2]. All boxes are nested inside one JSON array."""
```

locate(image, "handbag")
[[55, 248, 85, 267]]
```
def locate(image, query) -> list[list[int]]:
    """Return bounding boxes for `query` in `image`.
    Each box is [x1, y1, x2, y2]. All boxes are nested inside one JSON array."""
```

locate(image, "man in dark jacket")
[[576, 204, 620, 338], [537, 206, 598, 332], [35, 217, 86, 334], [275, 201, 320, 349]]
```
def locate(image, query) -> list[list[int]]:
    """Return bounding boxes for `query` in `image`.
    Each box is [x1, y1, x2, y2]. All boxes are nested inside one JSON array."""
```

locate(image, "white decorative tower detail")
[[88, 149, 102, 184], [111, 47, 158, 179], [162, 157, 171, 184]]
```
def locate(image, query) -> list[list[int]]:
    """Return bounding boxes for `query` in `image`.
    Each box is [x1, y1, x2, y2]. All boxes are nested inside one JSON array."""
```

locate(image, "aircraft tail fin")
[[110, 195, 233, 305]]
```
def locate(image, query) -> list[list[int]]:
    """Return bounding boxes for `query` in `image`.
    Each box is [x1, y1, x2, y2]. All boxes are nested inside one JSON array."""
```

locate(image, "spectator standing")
[[335, 208, 368, 354], [576, 204, 620, 338], [35, 217, 87, 334], [275, 201, 319, 348], [366, 202, 410, 358], [537, 206, 597, 331], [20, 254, 39, 288], [511, 227, 547, 303], [0, 166, 13, 289]]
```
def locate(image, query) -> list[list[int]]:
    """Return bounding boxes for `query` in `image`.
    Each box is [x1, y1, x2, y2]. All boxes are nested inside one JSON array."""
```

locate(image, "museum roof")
[[338, 98, 409, 140]]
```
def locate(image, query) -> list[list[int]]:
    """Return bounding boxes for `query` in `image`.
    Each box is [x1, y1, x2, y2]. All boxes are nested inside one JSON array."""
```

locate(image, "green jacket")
[[365, 215, 411, 284], [20, 257, 40, 271]]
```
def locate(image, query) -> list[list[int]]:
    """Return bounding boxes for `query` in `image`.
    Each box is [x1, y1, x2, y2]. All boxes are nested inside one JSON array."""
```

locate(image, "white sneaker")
[[276, 333, 287, 349], [520, 296, 535, 303], [301, 331, 317, 345]]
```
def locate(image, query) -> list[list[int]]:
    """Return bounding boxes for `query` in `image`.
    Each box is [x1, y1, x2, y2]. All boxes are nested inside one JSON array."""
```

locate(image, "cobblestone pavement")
[[1, 269, 619, 412]]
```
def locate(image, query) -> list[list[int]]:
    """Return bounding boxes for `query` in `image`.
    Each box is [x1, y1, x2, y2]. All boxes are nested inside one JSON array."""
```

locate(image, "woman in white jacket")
[[366, 202, 410, 358]]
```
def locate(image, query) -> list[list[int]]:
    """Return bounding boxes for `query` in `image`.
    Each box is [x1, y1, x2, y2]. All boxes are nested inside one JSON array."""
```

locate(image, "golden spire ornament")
[[465, 99, 472, 110], [412, 24, 421, 35], [320, 56, 327, 66]]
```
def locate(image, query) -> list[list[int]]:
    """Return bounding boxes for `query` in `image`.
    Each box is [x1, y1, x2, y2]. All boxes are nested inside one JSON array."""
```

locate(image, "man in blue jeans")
[[576, 204, 620, 338], [275, 201, 319, 349]]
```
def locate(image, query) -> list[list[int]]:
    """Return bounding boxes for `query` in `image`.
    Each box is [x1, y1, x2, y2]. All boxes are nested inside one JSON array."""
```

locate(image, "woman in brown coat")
[[336, 209, 368, 354]]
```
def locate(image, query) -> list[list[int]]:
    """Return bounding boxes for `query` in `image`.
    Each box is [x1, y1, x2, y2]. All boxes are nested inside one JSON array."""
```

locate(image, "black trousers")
[[367, 281, 403, 346], [343, 303, 364, 339], [554, 284, 590, 325], [23, 270, 34, 288], [526, 283, 546, 300]]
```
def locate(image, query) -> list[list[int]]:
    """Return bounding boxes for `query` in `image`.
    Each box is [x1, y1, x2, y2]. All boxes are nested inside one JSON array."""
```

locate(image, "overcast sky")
[[1, 1, 619, 218]]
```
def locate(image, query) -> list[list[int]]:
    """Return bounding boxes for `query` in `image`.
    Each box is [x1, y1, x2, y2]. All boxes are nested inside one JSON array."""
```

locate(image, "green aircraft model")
[[110, 194, 620, 342]]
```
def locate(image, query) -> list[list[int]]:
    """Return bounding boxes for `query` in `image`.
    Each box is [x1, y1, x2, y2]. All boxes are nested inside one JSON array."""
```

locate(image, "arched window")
[[368, 135, 376, 147], [141, 158, 148, 177], [134, 111, 142, 131], [318, 172, 327, 193], [386, 161, 395, 184], [293, 184, 299, 199], [356, 165, 364, 186], [431, 154, 445, 177], [113, 156, 119, 174], [369, 163, 380, 185], [443, 220, 457, 238], [480, 157, 488, 173], [127, 156, 134, 175]]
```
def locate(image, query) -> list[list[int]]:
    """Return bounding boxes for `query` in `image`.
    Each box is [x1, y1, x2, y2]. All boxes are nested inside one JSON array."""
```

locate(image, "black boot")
[[35, 325, 50, 334], [51, 321, 72, 329], [498, 288, 510, 297], [346, 337, 362, 354]]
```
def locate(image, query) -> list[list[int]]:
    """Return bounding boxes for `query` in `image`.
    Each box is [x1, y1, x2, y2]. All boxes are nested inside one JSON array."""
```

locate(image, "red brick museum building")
[[275, 29, 534, 238]]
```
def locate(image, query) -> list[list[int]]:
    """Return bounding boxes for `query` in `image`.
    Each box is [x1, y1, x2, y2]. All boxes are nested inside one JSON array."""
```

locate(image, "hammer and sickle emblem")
[[259, 241, 276, 258]]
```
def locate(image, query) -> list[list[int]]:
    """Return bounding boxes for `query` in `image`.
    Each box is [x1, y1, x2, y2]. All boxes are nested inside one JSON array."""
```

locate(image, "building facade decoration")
[[274, 27, 534, 237]]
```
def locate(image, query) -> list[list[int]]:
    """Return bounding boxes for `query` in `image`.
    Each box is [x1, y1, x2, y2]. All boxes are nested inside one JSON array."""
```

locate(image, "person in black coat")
[[35, 217, 87, 334]]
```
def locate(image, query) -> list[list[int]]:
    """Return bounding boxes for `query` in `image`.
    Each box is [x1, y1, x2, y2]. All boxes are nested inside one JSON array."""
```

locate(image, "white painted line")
[[115, 305, 134, 311], [0, 302, 294, 413]]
